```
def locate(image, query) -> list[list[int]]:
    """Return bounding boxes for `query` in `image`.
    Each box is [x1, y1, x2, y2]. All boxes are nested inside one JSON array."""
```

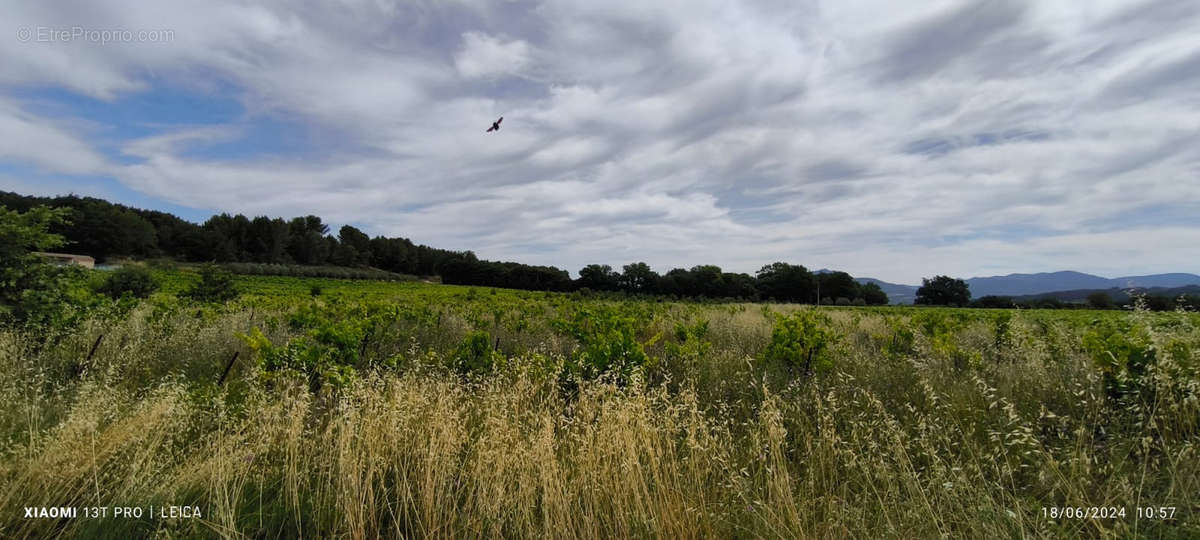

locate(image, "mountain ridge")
[[965, 271, 1200, 298], [842, 271, 1200, 304]]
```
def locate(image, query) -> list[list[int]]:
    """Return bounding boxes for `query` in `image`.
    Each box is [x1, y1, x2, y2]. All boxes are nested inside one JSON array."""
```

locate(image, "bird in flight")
[[486, 116, 503, 133]]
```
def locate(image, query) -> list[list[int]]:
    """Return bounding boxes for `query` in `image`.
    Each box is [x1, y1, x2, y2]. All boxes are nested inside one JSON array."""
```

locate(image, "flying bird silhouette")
[[486, 116, 503, 133]]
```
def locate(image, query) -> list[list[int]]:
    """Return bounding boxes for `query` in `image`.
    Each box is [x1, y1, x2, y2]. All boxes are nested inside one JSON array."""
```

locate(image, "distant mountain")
[[965, 271, 1112, 297], [810, 269, 912, 304], [823, 269, 1200, 305], [854, 277, 918, 304], [966, 271, 1200, 298], [1111, 273, 1200, 288], [1009, 285, 1200, 304]]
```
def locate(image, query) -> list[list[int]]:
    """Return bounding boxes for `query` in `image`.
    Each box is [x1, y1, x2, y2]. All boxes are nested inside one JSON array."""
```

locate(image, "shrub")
[[144, 258, 178, 270], [242, 303, 406, 391], [183, 265, 239, 303], [762, 310, 837, 376], [1087, 292, 1113, 309], [240, 327, 356, 391], [973, 295, 1016, 309], [449, 331, 503, 376], [913, 311, 976, 369], [99, 266, 159, 299], [0, 206, 94, 329], [1083, 319, 1156, 403], [553, 306, 652, 382], [885, 325, 916, 359], [662, 318, 711, 370]]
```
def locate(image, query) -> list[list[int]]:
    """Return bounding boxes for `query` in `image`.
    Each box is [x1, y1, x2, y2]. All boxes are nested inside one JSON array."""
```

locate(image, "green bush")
[[99, 266, 159, 299], [1083, 319, 1156, 402], [242, 303, 406, 391], [884, 324, 916, 359], [449, 331, 503, 376], [240, 327, 356, 391], [762, 310, 837, 376], [660, 318, 711, 376], [553, 306, 652, 382], [0, 206, 95, 329], [183, 265, 239, 303]]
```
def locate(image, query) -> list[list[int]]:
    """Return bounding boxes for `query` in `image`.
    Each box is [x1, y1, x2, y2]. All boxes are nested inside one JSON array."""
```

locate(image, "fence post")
[[218, 351, 240, 386], [74, 334, 105, 378]]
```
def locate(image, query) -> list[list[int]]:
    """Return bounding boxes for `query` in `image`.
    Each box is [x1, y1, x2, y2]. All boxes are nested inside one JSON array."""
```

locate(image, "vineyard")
[[1, 270, 1197, 538]]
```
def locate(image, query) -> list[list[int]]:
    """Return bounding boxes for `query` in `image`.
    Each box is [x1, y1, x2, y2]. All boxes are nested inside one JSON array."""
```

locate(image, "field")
[[1, 269, 1197, 538]]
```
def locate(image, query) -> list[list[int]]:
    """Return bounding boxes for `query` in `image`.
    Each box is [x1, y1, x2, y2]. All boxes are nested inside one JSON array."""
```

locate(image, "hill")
[[966, 271, 1200, 298], [1008, 284, 1200, 304]]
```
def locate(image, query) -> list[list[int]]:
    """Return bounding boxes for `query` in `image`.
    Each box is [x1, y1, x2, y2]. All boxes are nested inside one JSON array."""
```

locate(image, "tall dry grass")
[[0, 303, 1197, 538]]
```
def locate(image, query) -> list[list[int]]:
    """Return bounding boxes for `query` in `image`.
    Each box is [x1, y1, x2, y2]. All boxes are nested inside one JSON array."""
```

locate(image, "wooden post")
[[74, 334, 104, 378], [85, 334, 104, 364], [218, 351, 240, 386]]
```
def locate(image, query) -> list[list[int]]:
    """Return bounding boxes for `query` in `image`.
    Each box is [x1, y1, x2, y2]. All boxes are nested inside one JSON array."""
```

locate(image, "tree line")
[[9, 192, 1193, 309], [566, 262, 890, 304], [0, 192, 463, 276], [0, 192, 899, 303], [970, 291, 1200, 311]]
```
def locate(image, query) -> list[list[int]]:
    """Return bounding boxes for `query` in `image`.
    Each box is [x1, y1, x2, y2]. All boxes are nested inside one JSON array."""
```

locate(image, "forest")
[[7, 192, 1197, 311], [0, 192, 889, 304]]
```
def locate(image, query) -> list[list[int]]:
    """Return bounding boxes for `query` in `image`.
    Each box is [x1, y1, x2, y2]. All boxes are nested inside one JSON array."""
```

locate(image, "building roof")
[[33, 252, 96, 262]]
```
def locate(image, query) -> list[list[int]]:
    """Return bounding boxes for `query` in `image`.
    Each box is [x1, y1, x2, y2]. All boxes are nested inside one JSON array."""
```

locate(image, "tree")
[[656, 268, 689, 297], [183, 265, 239, 303], [370, 236, 414, 274], [816, 271, 859, 303], [720, 272, 758, 299], [99, 266, 159, 299], [287, 216, 332, 265], [755, 262, 814, 303], [915, 275, 970, 306], [860, 282, 889, 305], [0, 206, 89, 327], [1087, 291, 1113, 309], [973, 295, 1015, 309], [689, 265, 724, 297], [618, 262, 658, 294], [57, 198, 158, 261], [203, 213, 253, 262], [1144, 295, 1171, 311], [136, 208, 205, 260], [577, 264, 619, 291], [249, 216, 292, 263], [337, 225, 372, 266], [329, 243, 360, 267]]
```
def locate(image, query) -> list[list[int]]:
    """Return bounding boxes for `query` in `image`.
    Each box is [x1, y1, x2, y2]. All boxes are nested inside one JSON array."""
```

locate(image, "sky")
[[1, 0, 1198, 284]]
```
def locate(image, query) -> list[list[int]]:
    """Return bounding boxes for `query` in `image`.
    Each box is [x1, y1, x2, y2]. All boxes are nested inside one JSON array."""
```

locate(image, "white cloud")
[[0, 0, 1197, 283], [454, 32, 534, 79], [0, 98, 109, 175]]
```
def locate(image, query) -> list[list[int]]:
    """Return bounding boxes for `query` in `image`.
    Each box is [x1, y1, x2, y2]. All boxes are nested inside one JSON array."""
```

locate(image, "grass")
[[0, 271, 1197, 538]]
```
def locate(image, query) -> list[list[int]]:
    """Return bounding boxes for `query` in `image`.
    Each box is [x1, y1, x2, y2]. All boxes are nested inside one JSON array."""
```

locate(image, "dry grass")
[[0, 301, 1197, 538]]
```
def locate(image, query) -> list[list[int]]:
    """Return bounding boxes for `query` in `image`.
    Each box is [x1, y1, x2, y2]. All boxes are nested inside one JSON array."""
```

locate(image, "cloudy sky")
[[1, 0, 1198, 283]]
